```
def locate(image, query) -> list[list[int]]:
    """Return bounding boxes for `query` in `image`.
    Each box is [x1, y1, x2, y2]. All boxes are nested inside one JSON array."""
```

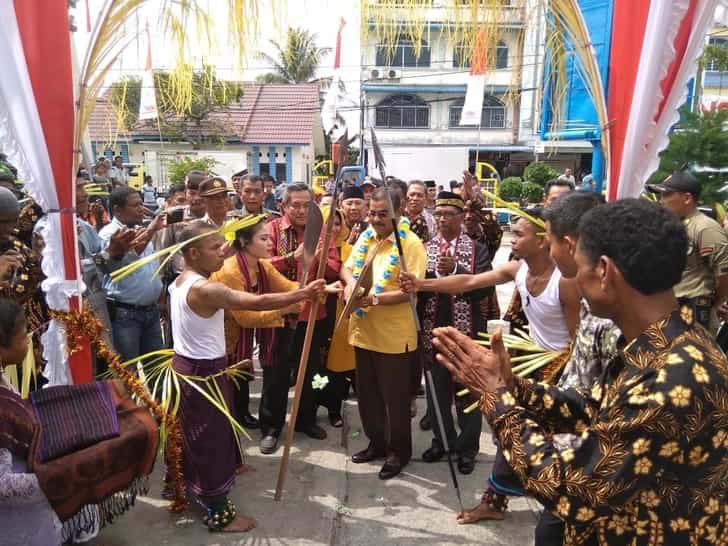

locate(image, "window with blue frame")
[[448, 95, 506, 129], [375, 95, 430, 129], [375, 39, 431, 68]]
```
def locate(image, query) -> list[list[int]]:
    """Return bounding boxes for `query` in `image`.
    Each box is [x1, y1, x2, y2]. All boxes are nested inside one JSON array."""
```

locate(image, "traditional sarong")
[[172, 353, 237, 498]]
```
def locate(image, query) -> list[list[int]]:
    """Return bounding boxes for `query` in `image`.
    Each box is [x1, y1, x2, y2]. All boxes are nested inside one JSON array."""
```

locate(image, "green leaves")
[[257, 27, 331, 84], [648, 107, 728, 205]]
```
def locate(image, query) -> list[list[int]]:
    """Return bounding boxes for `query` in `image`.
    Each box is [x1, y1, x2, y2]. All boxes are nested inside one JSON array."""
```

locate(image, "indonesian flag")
[[138, 23, 158, 121], [321, 18, 346, 138], [0, 0, 87, 384], [460, 31, 487, 126], [607, 0, 722, 199]]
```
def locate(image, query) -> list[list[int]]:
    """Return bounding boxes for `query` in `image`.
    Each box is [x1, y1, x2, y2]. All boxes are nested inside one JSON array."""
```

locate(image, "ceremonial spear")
[[369, 129, 465, 514], [275, 165, 364, 501]]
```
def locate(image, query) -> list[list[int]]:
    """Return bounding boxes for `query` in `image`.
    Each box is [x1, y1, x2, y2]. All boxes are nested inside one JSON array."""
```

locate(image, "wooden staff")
[[274, 167, 349, 501]]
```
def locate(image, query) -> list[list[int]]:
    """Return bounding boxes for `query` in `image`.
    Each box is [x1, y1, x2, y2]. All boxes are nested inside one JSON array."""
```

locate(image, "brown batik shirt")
[[482, 306, 728, 545]]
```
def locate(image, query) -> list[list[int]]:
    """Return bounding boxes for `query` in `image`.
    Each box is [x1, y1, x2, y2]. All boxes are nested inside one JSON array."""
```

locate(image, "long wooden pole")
[[274, 169, 342, 501]]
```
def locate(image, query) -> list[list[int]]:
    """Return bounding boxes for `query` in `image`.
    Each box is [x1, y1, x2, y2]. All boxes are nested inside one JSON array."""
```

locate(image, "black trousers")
[[535, 510, 566, 546], [355, 347, 413, 463], [234, 378, 252, 418], [258, 321, 324, 435], [317, 370, 354, 415], [489, 446, 526, 497], [424, 352, 482, 458]]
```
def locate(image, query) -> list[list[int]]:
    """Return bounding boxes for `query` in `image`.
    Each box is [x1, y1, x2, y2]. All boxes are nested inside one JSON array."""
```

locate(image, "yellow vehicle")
[[313, 159, 334, 195], [476, 161, 501, 207], [126, 163, 144, 190]]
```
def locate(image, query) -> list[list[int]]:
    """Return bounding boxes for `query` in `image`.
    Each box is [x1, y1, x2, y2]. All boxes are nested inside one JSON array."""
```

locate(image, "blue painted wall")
[[540, 0, 614, 190], [285, 146, 293, 182]]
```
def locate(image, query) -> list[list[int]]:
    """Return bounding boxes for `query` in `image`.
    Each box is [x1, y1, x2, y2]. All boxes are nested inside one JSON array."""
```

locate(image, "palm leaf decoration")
[[480, 188, 546, 231], [74, 0, 264, 176], [110, 214, 265, 284], [460, 328, 569, 414], [101, 348, 253, 457]]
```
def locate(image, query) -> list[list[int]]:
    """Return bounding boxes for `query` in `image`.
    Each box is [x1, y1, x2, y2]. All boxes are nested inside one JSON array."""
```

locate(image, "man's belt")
[[107, 299, 158, 312]]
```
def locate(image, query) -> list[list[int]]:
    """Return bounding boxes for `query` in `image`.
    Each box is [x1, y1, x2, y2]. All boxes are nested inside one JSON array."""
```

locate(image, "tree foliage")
[[648, 107, 728, 204], [108, 65, 243, 148], [521, 181, 545, 204], [167, 156, 218, 184], [257, 27, 330, 84], [523, 161, 559, 187], [498, 177, 522, 202], [703, 43, 728, 72]]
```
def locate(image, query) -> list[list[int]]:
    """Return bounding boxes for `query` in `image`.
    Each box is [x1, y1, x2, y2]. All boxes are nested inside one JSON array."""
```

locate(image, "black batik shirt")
[[482, 306, 728, 545]]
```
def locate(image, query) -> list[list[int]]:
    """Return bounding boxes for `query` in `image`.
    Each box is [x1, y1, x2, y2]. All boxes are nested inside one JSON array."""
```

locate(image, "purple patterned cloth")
[[173, 354, 238, 498], [31, 382, 118, 463]]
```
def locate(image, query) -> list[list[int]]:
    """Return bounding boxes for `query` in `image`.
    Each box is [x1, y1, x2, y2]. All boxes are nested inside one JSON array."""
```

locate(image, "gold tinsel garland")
[[50, 308, 189, 513]]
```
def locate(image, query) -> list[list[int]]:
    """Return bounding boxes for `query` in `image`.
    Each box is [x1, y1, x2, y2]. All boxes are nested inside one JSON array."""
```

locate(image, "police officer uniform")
[[648, 172, 728, 329]]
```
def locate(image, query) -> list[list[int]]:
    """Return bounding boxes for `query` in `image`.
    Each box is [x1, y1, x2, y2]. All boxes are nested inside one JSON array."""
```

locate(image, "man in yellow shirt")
[[341, 187, 426, 480]]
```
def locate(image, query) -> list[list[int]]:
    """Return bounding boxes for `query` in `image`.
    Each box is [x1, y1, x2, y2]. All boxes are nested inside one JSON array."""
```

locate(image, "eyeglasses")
[[433, 211, 462, 219]]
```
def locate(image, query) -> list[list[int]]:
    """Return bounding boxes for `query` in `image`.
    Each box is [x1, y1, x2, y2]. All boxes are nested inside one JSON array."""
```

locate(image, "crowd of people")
[[1, 150, 728, 545]]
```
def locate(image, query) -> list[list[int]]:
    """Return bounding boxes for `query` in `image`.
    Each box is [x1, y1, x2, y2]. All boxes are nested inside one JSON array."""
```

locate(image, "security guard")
[[648, 171, 728, 330]]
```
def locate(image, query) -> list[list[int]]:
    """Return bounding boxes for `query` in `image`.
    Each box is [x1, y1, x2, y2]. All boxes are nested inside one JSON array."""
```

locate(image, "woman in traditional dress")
[[320, 207, 356, 427], [210, 216, 303, 434], [0, 299, 62, 546]]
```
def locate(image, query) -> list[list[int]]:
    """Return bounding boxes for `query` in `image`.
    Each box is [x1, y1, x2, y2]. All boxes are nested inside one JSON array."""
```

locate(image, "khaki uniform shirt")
[[674, 209, 728, 300]]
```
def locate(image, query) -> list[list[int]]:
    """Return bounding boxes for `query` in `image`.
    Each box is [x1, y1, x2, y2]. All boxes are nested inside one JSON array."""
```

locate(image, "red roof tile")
[[87, 83, 321, 145], [237, 83, 320, 144], [86, 96, 130, 143]]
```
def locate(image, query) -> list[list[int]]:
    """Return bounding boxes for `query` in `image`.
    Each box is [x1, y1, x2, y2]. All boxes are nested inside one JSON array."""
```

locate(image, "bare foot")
[[212, 513, 257, 533], [456, 502, 505, 524]]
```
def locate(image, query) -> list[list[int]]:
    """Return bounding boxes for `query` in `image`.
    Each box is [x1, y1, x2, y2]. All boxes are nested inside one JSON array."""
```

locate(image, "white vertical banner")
[[460, 73, 486, 126], [138, 22, 158, 121]]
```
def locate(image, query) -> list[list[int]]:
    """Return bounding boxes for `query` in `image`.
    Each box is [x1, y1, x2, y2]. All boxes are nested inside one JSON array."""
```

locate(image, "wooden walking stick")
[[274, 166, 364, 501]]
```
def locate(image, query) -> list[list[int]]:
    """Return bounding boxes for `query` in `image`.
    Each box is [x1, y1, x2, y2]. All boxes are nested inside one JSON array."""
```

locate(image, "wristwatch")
[[370, 293, 379, 306], [93, 250, 111, 266]]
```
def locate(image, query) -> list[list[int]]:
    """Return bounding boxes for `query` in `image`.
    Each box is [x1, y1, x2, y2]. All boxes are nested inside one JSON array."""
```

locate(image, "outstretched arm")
[[195, 278, 325, 312], [401, 260, 519, 295]]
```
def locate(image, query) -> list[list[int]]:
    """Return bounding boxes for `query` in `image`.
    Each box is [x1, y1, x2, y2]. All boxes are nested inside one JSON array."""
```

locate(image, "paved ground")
[[93, 235, 538, 546]]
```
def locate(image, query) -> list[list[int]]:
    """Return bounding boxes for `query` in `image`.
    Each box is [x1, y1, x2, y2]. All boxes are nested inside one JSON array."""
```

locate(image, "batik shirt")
[[558, 300, 620, 392], [554, 300, 620, 450], [483, 306, 728, 545]]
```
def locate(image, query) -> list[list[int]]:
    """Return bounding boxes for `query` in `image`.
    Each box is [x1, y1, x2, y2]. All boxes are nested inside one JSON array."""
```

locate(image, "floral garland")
[[350, 217, 410, 317], [50, 308, 189, 513]]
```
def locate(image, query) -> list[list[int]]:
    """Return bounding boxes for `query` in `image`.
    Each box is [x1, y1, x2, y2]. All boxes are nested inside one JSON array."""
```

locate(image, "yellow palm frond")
[[110, 214, 265, 283], [480, 188, 546, 230]]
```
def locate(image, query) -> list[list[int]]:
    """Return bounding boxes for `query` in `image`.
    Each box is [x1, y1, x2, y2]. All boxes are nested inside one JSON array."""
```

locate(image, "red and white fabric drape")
[[607, 0, 723, 200], [0, 0, 89, 385]]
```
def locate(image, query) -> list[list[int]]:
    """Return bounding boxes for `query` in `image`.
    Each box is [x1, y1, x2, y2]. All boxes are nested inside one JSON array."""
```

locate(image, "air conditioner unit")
[[386, 69, 401, 79]]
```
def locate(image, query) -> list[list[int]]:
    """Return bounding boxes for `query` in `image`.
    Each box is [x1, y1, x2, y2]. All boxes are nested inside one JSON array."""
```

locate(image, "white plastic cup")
[[487, 319, 511, 336]]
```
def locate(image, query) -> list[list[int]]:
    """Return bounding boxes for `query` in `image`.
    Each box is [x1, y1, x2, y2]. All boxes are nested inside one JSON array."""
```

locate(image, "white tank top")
[[169, 273, 226, 360], [514, 262, 570, 351]]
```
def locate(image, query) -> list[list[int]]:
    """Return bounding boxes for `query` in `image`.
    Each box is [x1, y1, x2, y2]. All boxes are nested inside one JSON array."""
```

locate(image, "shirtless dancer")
[[169, 221, 326, 532]]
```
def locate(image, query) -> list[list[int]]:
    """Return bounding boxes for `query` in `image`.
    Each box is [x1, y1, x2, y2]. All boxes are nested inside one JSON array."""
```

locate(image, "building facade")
[[361, 0, 597, 184]]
